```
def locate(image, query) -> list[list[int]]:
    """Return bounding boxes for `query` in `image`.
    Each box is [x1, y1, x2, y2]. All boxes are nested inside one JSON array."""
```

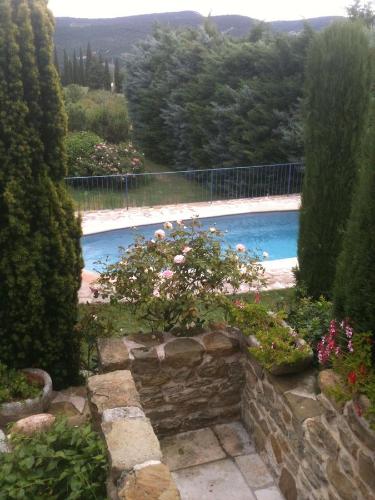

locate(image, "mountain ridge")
[[54, 11, 344, 60]]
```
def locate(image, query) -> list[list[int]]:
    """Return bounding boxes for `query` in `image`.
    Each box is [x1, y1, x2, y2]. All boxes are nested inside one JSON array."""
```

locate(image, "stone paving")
[[160, 422, 285, 500]]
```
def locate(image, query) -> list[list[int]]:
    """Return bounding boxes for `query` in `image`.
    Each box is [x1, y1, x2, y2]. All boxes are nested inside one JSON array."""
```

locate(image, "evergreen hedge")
[[0, 0, 82, 388], [297, 21, 371, 298]]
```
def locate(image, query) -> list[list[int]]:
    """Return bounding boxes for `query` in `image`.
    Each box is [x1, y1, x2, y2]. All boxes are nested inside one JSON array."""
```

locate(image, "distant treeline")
[[125, 23, 314, 170], [55, 44, 123, 92]]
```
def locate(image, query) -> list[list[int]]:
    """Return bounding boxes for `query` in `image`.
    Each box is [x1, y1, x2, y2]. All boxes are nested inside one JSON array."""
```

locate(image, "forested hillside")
[[54, 11, 342, 59]]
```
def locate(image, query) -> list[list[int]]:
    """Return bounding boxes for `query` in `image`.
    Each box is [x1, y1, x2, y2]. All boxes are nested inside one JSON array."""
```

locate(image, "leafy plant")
[[229, 302, 283, 334], [249, 325, 312, 371], [287, 295, 332, 351], [75, 305, 114, 374], [98, 219, 265, 333], [0, 419, 107, 499], [0, 364, 41, 405]]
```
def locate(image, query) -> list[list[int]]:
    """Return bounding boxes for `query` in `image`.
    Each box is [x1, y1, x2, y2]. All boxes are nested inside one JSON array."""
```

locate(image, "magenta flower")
[[162, 269, 174, 279]]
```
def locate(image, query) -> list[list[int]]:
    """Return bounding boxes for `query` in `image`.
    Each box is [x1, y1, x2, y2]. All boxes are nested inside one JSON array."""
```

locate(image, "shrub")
[[0, 364, 41, 405], [66, 132, 144, 177], [287, 295, 332, 351], [98, 220, 265, 333], [0, 419, 107, 499]]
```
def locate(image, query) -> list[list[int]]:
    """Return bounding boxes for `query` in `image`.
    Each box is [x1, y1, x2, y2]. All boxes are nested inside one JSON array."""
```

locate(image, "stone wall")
[[87, 370, 180, 499], [241, 352, 375, 500], [98, 326, 244, 435]]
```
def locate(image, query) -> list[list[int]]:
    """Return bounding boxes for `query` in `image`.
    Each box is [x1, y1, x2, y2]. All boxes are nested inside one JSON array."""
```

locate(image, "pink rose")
[[236, 244, 246, 253], [174, 255, 185, 264], [154, 229, 166, 240], [182, 246, 192, 254], [162, 269, 174, 279]]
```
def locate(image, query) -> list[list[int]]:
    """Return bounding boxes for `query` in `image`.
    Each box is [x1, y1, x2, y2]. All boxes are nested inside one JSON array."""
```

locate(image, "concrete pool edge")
[[80, 194, 301, 236]]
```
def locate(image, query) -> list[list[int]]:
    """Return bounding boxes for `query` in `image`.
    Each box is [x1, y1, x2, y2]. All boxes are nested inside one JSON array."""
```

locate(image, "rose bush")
[[98, 219, 265, 333]]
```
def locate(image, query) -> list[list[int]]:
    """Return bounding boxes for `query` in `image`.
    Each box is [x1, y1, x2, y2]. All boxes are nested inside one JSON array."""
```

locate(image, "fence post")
[[125, 175, 129, 210], [287, 163, 292, 195], [210, 169, 214, 203]]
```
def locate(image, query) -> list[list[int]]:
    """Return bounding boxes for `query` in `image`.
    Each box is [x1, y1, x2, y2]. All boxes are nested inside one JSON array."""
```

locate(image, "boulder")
[[11, 413, 55, 436]]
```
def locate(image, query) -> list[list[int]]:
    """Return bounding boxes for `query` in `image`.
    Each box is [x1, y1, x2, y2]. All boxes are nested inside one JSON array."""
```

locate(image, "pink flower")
[[162, 269, 174, 279], [154, 229, 166, 240], [163, 222, 173, 230], [182, 246, 192, 254], [174, 255, 185, 264], [236, 243, 246, 253]]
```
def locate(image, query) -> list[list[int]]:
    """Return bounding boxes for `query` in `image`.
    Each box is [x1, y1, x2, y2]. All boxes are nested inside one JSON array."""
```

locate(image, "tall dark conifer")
[[72, 48, 78, 84], [114, 58, 123, 93], [0, 0, 82, 388], [297, 22, 371, 298], [79, 46, 85, 85], [104, 59, 111, 90]]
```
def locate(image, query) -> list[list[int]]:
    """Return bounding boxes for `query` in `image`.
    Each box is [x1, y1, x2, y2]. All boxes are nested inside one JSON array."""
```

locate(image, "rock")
[[326, 460, 356, 500], [11, 413, 55, 436], [132, 347, 160, 373], [279, 468, 298, 500], [284, 392, 323, 423], [103, 407, 145, 423], [98, 338, 130, 372], [268, 352, 314, 376], [50, 387, 86, 414], [268, 369, 319, 395], [102, 419, 162, 480], [235, 453, 273, 489], [270, 435, 283, 464], [127, 331, 165, 347], [358, 450, 375, 490], [0, 430, 9, 453], [318, 370, 345, 411], [202, 332, 236, 356], [164, 339, 204, 367], [305, 418, 339, 458], [346, 402, 375, 451], [118, 462, 180, 499], [213, 421, 254, 457], [88, 371, 141, 423]]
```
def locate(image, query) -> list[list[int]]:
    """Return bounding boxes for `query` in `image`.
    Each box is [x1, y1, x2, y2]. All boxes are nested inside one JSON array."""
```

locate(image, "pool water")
[[82, 210, 299, 272]]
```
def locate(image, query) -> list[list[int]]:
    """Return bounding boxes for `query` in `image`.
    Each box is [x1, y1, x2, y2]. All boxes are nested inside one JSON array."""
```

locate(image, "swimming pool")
[[82, 210, 299, 272]]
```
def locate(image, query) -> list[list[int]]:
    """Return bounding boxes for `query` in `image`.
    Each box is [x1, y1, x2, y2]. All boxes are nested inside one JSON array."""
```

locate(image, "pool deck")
[[79, 195, 300, 302]]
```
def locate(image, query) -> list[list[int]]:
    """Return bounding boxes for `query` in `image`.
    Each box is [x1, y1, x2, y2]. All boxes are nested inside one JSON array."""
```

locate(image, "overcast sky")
[[48, 0, 350, 22]]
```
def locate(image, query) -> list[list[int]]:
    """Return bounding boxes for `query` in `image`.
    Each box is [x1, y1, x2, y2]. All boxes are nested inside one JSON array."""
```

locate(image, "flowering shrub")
[[66, 131, 145, 177], [317, 321, 375, 425], [98, 219, 265, 333]]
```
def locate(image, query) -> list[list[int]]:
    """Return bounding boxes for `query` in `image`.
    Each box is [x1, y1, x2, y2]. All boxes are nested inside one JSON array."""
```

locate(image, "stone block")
[[127, 331, 165, 347], [98, 338, 130, 372], [326, 459, 357, 500], [88, 371, 141, 423], [131, 347, 160, 373], [213, 421, 254, 457], [305, 418, 339, 458], [160, 427, 226, 471], [270, 435, 283, 464], [318, 370, 345, 411], [268, 369, 318, 395], [202, 332, 237, 356], [103, 406, 145, 423], [284, 392, 323, 423], [358, 450, 375, 490], [118, 462, 180, 500], [164, 338, 204, 367], [102, 419, 162, 480], [254, 486, 284, 500], [279, 468, 298, 500], [235, 453, 273, 489], [346, 402, 375, 452]]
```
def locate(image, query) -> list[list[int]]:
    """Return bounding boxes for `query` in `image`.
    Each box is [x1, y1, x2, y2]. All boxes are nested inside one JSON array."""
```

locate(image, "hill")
[[54, 11, 343, 60]]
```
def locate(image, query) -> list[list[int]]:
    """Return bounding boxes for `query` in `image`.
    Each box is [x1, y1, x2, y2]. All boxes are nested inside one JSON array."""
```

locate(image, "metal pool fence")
[[65, 162, 304, 212]]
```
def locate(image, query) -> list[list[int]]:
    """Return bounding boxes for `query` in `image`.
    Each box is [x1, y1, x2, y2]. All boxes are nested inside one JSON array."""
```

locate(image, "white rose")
[[174, 255, 186, 264], [154, 229, 166, 240]]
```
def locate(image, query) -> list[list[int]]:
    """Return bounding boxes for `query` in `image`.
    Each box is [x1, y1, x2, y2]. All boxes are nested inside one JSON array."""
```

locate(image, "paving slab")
[[172, 459, 256, 500], [160, 427, 226, 471], [214, 421, 255, 457], [255, 486, 285, 500], [235, 454, 274, 489]]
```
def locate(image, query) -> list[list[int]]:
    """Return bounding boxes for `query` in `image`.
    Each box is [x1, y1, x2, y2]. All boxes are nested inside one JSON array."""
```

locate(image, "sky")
[[48, 0, 350, 22]]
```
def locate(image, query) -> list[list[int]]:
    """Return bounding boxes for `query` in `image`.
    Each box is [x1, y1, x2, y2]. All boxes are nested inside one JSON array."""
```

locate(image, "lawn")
[[79, 288, 294, 337], [67, 160, 213, 211]]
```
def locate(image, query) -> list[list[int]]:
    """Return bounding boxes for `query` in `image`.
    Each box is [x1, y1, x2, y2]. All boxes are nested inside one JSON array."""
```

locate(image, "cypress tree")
[[104, 59, 111, 90], [0, 0, 82, 388], [114, 58, 123, 93], [85, 42, 92, 83], [297, 22, 371, 298], [62, 49, 70, 85], [79, 47, 85, 85], [333, 97, 375, 334], [72, 48, 78, 84]]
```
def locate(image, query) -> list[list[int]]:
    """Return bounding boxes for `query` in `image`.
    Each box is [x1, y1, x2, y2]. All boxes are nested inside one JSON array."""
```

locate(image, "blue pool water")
[[82, 210, 299, 272]]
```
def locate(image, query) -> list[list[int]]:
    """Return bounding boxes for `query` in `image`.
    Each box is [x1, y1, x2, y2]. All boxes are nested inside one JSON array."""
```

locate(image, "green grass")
[[79, 288, 295, 336], [68, 160, 212, 211]]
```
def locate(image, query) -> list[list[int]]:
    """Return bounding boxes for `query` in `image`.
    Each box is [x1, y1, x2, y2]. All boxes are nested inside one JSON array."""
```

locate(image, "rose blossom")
[[174, 255, 186, 264], [182, 246, 192, 254], [154, 229, 166, 240], [162, 269, 174, 279], [164, 221, 173, 230], [236, 243, 246, 253]]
